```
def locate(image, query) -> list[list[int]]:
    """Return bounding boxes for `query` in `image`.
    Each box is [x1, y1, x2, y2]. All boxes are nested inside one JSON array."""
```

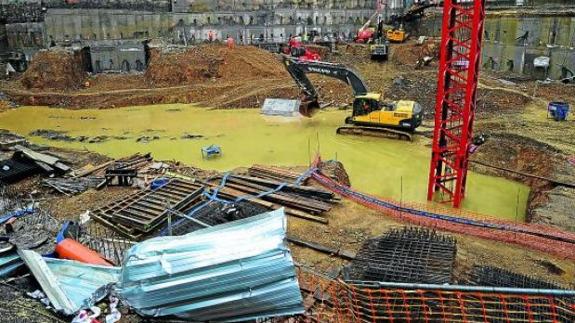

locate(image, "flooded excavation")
[[0, 104, 529, 220]]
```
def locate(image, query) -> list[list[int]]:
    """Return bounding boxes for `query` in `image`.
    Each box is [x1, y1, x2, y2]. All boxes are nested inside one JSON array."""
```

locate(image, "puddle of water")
[[0, 104, 529, 221]]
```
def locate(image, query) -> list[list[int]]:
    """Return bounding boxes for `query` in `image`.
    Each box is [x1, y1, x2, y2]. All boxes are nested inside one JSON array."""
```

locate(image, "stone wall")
[[43, 0, 171, 11], [420, 15, 575, 79]]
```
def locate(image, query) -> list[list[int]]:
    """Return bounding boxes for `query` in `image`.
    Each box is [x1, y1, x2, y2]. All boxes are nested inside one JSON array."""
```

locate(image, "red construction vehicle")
[[282, 36, 321, 61]]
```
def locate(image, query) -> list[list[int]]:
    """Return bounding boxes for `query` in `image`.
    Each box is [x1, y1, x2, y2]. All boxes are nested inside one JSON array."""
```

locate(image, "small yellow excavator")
[[282, 56, 423, 140]]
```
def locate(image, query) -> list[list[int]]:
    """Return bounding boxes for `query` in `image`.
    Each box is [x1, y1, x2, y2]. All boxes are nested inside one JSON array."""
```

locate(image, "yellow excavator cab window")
[[353, 98, 379, 116]]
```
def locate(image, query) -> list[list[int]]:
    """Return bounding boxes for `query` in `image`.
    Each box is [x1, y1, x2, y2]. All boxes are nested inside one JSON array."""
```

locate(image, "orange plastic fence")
[[292, 271, 575, 323]]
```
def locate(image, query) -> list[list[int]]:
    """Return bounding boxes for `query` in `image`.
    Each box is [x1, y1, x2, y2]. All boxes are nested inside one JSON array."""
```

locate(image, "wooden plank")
[[14, 145, 70, 172], [72, 160, 114, 178], [287, 236, 356, 260]]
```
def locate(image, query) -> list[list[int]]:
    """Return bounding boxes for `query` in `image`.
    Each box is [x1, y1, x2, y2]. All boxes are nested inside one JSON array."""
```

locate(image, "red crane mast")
[[427, 0, 486, 208]]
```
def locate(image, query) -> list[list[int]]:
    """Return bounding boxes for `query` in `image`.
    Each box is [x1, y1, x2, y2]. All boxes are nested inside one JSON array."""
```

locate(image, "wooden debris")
[[92, 178, 205, 239], [14, 145, 70, 173], [43, 177, 105, 195]]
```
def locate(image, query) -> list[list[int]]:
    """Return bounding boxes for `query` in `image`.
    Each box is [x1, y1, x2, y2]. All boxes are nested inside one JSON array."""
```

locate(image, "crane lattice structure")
[[427, 0, 486, 208]]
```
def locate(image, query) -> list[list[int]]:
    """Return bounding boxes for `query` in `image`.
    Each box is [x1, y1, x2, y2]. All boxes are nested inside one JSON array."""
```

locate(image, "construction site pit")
[[0, 105, 529, 220]]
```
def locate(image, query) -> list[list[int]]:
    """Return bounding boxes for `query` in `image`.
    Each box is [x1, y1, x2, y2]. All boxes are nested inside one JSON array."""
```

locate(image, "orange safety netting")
[[291, 271, 575, 323], [311, 158, 575, 260]]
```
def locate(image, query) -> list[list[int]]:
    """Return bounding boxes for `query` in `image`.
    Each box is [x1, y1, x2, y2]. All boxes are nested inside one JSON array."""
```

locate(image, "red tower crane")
[[427, 0, 486, 208]]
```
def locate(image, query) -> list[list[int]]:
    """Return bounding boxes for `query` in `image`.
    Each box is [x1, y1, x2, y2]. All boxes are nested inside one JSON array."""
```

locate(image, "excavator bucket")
[[299, 99, 320, 118]]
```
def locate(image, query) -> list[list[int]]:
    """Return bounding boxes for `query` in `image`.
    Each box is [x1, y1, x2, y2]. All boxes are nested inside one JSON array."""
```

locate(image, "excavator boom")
[[282, 55, 369, 116]]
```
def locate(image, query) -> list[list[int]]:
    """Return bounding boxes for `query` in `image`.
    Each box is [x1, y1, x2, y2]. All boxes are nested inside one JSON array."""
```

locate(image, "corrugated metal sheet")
[[0, 251, 23, 278], [117, 208, 304, 322], [18, 250, 120, 315]]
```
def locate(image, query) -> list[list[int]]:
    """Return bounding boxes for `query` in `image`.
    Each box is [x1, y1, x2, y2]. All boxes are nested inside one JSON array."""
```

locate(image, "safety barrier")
[[294, 269, 575, 323], [311, 158, 575, 260]]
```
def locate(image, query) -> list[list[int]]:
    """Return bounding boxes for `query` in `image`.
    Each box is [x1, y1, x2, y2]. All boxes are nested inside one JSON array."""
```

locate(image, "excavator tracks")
[[336, 126, 413, 141]]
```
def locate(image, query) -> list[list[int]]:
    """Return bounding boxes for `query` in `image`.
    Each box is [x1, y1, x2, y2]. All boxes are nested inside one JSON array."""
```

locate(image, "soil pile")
[[319, 160, 351, 187], [145, 47, 223, 87], [476, 88, 531, 115], [20, 50, 87, 91], [391, 40, 440, 66], [386, 71, 532, 119], [326, 44, 372, 65], [145, 45, 288, 87]]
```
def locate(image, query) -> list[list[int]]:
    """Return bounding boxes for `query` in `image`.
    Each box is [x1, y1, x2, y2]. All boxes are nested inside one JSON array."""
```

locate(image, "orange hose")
[[55, 238, 112, 267]]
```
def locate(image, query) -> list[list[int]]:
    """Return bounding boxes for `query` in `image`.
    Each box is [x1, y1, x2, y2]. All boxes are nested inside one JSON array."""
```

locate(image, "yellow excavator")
[[282, 56, 423, 140]]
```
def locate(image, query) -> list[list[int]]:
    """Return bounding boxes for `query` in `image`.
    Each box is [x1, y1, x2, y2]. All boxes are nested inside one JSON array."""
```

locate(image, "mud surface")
[[1, 41, 574, 230]]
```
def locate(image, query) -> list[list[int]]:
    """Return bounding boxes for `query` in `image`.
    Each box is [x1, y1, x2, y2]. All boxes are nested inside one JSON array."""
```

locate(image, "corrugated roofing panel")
[[117, 208, 304, 321], [18, 250, 120, 315]]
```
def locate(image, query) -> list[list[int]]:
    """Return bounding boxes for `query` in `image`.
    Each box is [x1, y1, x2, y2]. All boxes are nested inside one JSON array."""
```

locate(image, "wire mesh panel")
[[161, 200, 271, 236], [469, 266, 567, 290], [346, 227, 457, 284]]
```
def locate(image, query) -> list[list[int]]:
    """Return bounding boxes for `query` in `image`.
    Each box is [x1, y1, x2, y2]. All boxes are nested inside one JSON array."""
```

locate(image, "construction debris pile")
[[0, 144, 312, 321], [0, 137, 573, 322]]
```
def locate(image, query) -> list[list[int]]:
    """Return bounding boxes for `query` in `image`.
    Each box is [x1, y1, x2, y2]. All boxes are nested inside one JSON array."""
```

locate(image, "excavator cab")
[[386, 28, 408, 43], [348, 94, 423, 132]]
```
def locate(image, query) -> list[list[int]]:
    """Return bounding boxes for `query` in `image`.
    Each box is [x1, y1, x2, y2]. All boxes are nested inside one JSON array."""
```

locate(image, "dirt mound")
[[319, 160, 351, 187], [325, 44, 372, 66], [386, 71, 532, 119], [145, 46, 222, 87], [21, 50, 87, 91], [145, 45, 288, 87], [476, 88, 532, 115], [391, 40, 440, 66]]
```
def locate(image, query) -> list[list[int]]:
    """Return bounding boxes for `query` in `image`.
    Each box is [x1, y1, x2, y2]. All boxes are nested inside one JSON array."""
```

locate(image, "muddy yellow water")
[[0, 104, 529, 220]]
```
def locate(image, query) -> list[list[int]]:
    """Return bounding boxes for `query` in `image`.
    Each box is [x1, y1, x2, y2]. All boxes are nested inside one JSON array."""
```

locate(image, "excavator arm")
[[282, 55, 369, 108]]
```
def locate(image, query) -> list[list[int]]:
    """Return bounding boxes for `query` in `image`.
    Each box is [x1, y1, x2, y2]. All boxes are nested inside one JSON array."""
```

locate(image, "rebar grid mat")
[[163, 200, 270, 236], [347, 227, 456, 284], [469, 266, 567, 290], [283, 270, 575, 323]]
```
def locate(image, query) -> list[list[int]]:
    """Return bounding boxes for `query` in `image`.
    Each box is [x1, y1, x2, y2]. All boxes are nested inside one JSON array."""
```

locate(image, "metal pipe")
[[346, 280, 575, 296]]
